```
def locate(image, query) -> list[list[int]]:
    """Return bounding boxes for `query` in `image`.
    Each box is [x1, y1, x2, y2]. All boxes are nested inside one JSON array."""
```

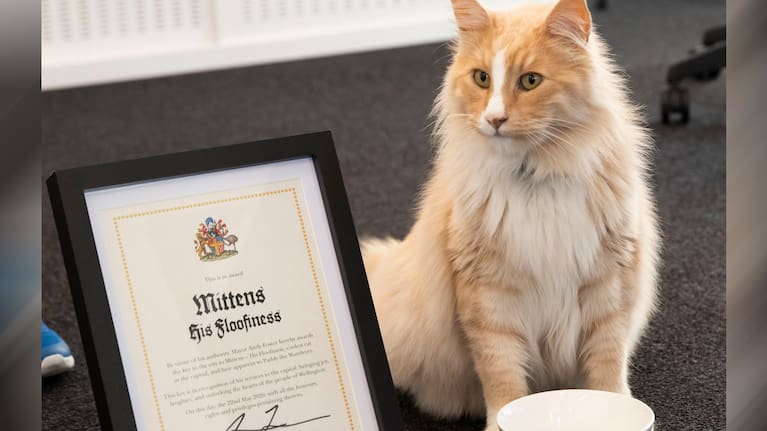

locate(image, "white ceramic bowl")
[[496, 389, 654, 431]]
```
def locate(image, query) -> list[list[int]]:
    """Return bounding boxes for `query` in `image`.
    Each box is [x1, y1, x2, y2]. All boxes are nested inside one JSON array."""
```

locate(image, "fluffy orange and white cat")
[[361, 0, 660, 429]]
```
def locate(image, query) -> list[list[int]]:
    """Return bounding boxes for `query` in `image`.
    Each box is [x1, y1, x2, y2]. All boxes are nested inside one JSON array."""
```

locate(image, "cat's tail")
[[360, 236, 400, 276]]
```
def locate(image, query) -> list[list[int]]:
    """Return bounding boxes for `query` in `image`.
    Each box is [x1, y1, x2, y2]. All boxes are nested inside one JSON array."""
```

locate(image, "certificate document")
[[84, 158, 377, 430]]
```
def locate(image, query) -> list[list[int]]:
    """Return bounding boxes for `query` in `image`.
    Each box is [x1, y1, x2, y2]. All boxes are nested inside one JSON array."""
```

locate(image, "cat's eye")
[[473, 70, 491, 89], [519, 72, 543, 90]]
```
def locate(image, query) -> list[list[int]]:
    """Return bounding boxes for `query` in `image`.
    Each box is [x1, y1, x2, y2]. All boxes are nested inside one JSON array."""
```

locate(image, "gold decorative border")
[[112, 186, 355, 430], [113, 219, 165, 431], [289, 189, 355, 430]]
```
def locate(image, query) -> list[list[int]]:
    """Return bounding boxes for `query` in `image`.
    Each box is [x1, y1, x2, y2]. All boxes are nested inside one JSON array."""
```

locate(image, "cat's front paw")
[[618, 384, 632, 397], [590, 381, 631, 396], [607, 380, 632, 396], [484, 410, 502, 431]]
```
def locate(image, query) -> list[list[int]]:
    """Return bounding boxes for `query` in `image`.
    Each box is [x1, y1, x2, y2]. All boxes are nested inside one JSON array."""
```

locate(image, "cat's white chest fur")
[[504, 177, 599, 387], [453, 148, 603, 287], [499, 175, 601, 287], [451, 149, 604, 388]]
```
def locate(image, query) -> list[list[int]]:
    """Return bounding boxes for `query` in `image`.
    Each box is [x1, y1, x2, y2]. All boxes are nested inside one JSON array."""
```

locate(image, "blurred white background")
[[41, 0, 540, 90]]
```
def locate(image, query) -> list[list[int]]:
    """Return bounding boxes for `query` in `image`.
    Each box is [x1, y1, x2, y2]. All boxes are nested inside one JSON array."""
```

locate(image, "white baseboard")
[[42, 16, 455, 90]]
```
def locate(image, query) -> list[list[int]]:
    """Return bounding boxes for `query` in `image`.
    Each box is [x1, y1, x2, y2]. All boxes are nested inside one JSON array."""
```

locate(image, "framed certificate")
[[47, 132, 402, 431]]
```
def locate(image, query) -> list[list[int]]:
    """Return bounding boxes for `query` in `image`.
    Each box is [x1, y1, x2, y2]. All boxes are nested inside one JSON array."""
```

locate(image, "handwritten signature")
[[225, 404, 331, 431]]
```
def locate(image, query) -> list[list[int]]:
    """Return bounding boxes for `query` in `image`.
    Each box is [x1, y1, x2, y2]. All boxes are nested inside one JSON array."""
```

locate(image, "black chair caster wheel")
[[661, 87, 690, 124]]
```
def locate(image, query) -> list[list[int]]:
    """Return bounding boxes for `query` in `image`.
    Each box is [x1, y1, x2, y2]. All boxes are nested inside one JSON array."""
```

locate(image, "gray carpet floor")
[[42, 0, 725, 429]]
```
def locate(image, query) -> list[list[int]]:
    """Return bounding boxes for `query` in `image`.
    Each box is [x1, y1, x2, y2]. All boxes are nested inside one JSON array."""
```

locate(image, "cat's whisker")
[[526, 132, 560, 161], [526, 117, 592, 134], [529, 128, 576, 151], [530, 122, 590, 139]]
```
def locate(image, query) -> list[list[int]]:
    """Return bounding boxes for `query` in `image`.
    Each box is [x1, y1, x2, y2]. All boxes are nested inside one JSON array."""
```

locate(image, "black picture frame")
[[47, 131, 402, 431]]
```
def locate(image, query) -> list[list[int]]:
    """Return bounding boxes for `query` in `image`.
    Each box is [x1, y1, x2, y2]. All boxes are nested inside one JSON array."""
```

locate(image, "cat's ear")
[[546, 0, 592, 44], [451, 0, 490, 34]]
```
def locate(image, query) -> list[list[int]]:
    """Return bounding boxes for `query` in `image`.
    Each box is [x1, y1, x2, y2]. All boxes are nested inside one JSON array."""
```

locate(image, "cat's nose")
[[486, 115, 508, 130]]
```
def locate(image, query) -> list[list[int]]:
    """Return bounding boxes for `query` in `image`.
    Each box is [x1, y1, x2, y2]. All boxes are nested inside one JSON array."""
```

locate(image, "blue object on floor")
[[42, 322, 74, 377]]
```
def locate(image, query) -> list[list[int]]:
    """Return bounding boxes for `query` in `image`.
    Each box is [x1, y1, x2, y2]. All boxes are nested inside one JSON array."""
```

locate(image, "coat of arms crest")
[[194, 217, 238, 261]]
